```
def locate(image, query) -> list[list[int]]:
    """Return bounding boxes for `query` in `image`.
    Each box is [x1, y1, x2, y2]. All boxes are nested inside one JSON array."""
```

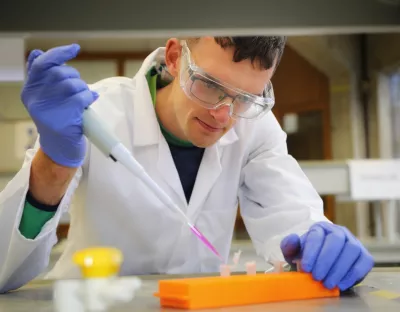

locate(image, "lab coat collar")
[[131, 47, 239, 148], [132, 48, 165, 147], [218, 128, 238, 146]]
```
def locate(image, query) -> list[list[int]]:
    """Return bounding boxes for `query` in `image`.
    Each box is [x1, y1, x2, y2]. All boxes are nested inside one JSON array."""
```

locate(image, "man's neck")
[[155, 83, 188, 142]]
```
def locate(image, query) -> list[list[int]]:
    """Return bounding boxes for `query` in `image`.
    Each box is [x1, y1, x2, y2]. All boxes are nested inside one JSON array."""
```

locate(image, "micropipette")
[[82, 107, 223, 262]]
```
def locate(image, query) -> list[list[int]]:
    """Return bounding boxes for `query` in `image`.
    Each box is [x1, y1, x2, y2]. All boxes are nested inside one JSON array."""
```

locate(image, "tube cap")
[[73, 247, 123, 278]]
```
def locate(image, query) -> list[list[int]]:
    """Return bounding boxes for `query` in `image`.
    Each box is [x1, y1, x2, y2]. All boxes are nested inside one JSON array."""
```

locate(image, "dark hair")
[[188, 36, 287, 70], [214, 37, 286, 70]]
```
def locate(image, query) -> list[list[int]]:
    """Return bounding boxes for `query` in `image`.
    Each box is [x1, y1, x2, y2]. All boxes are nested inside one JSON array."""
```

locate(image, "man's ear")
[[164, 38, 181, 78]]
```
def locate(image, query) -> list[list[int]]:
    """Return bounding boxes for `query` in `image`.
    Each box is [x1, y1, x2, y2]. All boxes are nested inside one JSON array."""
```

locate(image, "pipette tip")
[[190, 225, 224, 262]]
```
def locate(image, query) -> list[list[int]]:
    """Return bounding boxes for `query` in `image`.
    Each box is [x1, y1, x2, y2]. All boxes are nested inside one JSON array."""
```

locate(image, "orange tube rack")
[[154, 272, 340, 310]]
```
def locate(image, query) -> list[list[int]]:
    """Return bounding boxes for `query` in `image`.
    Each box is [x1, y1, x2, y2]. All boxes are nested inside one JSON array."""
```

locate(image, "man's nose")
[[209, 103, 232, 124]]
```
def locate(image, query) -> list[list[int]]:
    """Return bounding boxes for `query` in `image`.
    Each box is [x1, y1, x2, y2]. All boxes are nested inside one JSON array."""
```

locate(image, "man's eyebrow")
[[201, 71, 264, 97], [202, 71, 223, 84]]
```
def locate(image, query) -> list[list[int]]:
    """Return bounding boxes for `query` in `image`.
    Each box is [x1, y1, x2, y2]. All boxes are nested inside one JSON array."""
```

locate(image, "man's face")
[[165, 37, 276, 148]]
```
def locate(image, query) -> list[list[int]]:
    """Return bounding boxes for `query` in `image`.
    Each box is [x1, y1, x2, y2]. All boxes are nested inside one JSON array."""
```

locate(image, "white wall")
[[288, 35, 368, 235], [289, 34, 400, 237], [68, 60, 118, 84], [368, 34, 400, 238], [0, 83, 27, 120], [368, 34, 400, 158], [0, 173, 14, 190], [124, 60, 144, 78], [0, 122, 31, 172]]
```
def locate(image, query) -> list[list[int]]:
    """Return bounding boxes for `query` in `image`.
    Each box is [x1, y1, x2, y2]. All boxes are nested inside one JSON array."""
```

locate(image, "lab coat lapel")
[[131, 55, 187, 208], [187, 129, 239, 220], [131, 48, 165, 148], [157, 136, 188, 207]]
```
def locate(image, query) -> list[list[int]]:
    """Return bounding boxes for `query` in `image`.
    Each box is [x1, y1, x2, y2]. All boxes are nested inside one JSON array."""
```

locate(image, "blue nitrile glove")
[[21, 44, 99, 167], [280, 222, 374, 291]]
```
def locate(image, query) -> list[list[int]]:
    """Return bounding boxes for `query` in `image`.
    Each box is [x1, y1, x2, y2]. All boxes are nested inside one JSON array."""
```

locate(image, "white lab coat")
[[0, 48, 328, 292]]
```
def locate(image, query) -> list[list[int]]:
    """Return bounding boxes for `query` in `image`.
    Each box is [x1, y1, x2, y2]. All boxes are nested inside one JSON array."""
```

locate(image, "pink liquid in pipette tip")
[[190, 225, 224, 262]]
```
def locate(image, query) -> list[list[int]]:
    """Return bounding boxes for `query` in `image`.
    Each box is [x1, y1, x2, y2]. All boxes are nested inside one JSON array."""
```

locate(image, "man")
[[0, 37, 373, 293]]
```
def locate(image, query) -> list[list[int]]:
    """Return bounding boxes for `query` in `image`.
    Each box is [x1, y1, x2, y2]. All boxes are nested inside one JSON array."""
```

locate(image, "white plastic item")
[[219, 264, 231, 277], [292, 259, 303, 272], [53, 276, 142, 312], [245, 261, 257, 275], [83, 278, 110, 311], [53, 279, 84, 312], [220, 249, 242, 276], [101, 278, 142, 303], [232, 250, 242, 266], [272, 260, 285, 273], [83, 108, 120, 157]]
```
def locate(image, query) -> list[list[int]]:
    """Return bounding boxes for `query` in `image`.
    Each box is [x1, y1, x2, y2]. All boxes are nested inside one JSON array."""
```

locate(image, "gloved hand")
[[21, 44, 99, 167], [280, 222, 374, 291]]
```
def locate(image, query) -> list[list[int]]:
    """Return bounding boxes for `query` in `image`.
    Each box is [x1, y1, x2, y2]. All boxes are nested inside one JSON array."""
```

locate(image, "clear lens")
[[190, 78, 228, 107]]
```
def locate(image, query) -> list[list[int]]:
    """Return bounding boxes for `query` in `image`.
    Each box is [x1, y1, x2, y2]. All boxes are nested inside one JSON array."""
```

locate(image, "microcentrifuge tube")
[[292, 259, 303, 272], [220, 264, 231, 277], [245, 261, 257, 275], [273, 261, 285, 273]]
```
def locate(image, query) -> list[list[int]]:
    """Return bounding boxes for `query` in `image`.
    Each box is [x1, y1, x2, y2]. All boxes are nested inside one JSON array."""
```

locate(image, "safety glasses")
[[179, 40, 275, 119]]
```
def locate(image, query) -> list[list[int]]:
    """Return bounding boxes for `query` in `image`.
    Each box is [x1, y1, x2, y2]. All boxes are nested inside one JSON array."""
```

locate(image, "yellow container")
[[73, 247, 123, 278]]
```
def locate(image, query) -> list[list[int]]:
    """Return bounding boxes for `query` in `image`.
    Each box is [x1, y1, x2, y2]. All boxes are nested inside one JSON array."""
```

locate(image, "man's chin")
[[189, 135, 221, 148]]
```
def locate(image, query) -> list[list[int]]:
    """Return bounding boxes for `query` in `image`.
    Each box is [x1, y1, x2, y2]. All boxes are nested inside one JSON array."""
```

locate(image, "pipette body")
[[82, 107, 223, 262]]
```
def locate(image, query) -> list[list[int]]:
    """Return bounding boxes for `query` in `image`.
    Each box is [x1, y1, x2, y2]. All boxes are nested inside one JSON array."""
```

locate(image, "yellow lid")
[[73, 247, 123, 278]]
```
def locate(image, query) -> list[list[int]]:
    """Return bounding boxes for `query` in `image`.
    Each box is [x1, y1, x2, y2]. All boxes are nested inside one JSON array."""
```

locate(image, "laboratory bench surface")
[[2, 269, 400, 312]]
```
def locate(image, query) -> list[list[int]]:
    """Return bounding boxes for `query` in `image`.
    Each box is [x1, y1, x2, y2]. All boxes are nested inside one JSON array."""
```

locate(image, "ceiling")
[[25, 37, 168, 53]]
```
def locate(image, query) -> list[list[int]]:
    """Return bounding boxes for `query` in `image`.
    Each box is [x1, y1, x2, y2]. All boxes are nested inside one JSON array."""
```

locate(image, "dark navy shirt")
[[150, 69, 205, 203], [167, 144, 205, 203]]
